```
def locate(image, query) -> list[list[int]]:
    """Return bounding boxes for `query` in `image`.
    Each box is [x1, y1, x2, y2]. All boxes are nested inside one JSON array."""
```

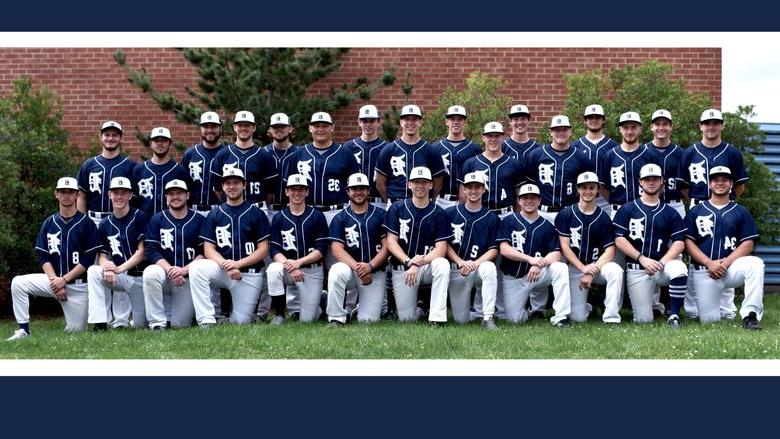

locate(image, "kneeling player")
[[684, 166, 763, 329]]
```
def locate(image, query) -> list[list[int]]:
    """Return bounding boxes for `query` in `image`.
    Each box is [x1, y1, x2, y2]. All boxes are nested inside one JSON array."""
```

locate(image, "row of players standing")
[[5, 102, 764, 340]]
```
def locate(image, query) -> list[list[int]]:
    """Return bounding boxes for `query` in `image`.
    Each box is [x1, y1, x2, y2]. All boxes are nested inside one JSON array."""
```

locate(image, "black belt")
[[240, 267, 260, 274], [692, 264, 708, 271], [314, 204, 343, 212], [626, 263, 642, 270], [439, 194, 458, 201], [539, 205, 563, 213], [392, 264, 407, 271], [666, 199, 682, 203], [301, 262, 323, 268], [192, 204, 216, 211], [88, 211, 111, 219], [611, 204, 623, 211], [490, 206, 512, 215]]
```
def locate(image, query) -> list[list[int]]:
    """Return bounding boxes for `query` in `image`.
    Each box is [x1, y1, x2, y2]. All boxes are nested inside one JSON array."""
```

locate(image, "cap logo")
[[276, 116, 281, 121], [364, 109, 369, 115], [591, 107, 596, 112], [318, 114, 323, 120], [710, 111, 715, 117], [357, 176, 362, 182], [556, 118, 562, 124]]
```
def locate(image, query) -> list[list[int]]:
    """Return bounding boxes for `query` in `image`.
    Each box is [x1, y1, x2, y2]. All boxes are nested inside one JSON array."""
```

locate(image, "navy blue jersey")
[[384, 199, 452, 265], [97, 208, 148, 276], [328, 204, 387, 267], [77, 154, 137, 213], [145, 209, 204, 267], [342, 137, 386, 198], [132, 160, 192, 215], [554, 204, 614, 265], [496, 213, 559, 278], [645, 142, 685, 202], [570, 135, 619, 175], [445, 205, 500, 260], [270, 206, 329, 260], [461, 153, 524, 209], [180, 143, 224, 206], [598, 144, 662, 205], [679, 142, 748, 201], [263, 143, 300, 205], [523, 144, 592, 207], [613, 199, 686, 264], [282, 143, 360, 207], [433, 138, 483, 197], [376, 139, 446, 200], [684, 201, 758, 261], [200, 201, 271, 271], [502, 138, 540, 161], [35, 211, 101, 281], [211, 143, 277, 204]]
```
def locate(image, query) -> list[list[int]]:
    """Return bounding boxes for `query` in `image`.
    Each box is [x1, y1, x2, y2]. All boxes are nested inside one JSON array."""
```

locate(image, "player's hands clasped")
[[166, 266, 187, 286], [580, 273, 594, 290], [706, 259, 727, 279], [354, 262, 372, 279], [291, 268, 305, 283], [639, 255, 664, 276], [582, 263, 600, 276], [459, 260, 477, 276], [527, 265, 542, 283], [283, 259, 301, 272], [404, 264, 419, 286]]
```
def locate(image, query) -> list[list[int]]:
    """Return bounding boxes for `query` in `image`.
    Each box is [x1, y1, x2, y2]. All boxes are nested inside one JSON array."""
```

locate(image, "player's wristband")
[[368, 262, 375, 272]]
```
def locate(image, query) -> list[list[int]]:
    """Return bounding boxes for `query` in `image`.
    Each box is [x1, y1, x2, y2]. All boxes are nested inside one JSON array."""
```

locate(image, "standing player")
[[325, 173, 389, 325], [87, 177, 148, 330], [497, 184, 571, 327], [181, 111, 225, 216], [645, 109, 685, 218], [143, 179, 203, 329], [555, 172, 623, 323], [613, 164, 688, 327], [684, 166, 763, 329], [502, 104, 540, 161], [445, 172, 500, 329], [132, 127, 191, 216], [188, 168, 271, 326], [385, 166, 452, 324], [266, 174, 329, 323], [264, 112, 299, 218], [342, 105, 387, 210], [570, 104, 619, 211], [77, 120, 137, 225], [432, 105, 482, 210], [6, 177, 101, 340], [376, 105, 445, 203]]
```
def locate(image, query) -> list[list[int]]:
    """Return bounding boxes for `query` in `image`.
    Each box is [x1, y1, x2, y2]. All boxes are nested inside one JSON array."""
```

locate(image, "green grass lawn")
[[1, 295, 779, 359]]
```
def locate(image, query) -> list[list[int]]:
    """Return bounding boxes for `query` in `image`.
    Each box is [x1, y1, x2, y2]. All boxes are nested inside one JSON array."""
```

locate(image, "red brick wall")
[[0, 47, 721, 160]]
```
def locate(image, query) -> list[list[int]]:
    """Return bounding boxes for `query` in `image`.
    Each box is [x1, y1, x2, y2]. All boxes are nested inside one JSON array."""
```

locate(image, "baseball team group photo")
[[0, 47, 778, 360]]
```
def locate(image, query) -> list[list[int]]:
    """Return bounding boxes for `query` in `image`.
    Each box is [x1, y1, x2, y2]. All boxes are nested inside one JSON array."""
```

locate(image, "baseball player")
[[188, 167, 271, 326], [264, 112, 299, 218], [77, 120, 137, 226], [684, 166, 763, 329], [6, 177, 101, 340], [570, 104, 619, 211], [143, 179, 203, 329], [211, 111, 278, 207], [445, 171, 501, 329], [341, 105, 387, 210], [283, 112, 359, 225], [613, 164, 688, 327], [497, 183, 572, 327], [645, 109, 686, 218], [266, 174, 329, 323], [598, 112, 662, 218], [385, 166, 452, 324], [326, 173, 389, 325], [502, 104, 540, 161], [432, 105, 482, 210], [181, 111, 225, 216], [376, 105, 445, 203], [461, 122, 524, 218], [132, 127, 192, 216], [555, 172, 623, 323], [87, 177, 148, 330], [523, 115, 591, 223]]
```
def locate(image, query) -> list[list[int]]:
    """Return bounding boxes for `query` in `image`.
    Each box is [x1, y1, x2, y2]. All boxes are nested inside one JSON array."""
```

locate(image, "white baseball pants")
[[691, 256, 764, 323], [448, 261, 497, 323], [326, 262, 387, 323], [567, 263, 623, 323], [391, 257, 450, 323], [87, 265, 146, 328], [189, 259, 263, 325], [11, 273, 88, 332], [142, 264, 196, 328], [267, 262, 324, 322], [626, 259, 687, 323], [501, 261, 571, 325]]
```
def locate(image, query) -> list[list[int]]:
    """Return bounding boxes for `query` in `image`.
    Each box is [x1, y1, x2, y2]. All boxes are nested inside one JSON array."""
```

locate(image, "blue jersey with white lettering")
[[200, 201, 271, 271], [384, 199, 452, 265], [523, 144, 592, 207], [132, 160, 192, 216], [342, 137, 386, 198], [263, 143, 300, 205], [613, 199, 686, 264], [684, 201, 758, 261], [445, 205, 500, 260], [570, 135, 619, 175], [145, 209, 204, 267], [554, 204, 614, 265], [376, 139, 446, 200], [211, 143, 277, 204], [502, 138, 540, 161], [35, 211, 101, 281], [461, 153, 524, 209], [97, 208, 148, 276], [180, 143, 224, 206], [598, 144, 662, 205], [432, 138, 483, 197], [283, 143, 360, 207], [496, 213, 559, 278], [679, 142, 748, 201], [328, 204, 387, 266], [645, 142, 685, 203], [270, 206, 329, 260], [77, 154, 137, 213]]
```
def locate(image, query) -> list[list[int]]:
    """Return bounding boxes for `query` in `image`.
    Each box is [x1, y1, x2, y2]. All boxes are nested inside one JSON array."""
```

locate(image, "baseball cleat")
[[553, 318, 571, 328], [666, 315, 681, 328], [6, 329, 30, 341], [529, 310, 546, 320], [742, 312, 761, 331], [481, 318, 498, 330], [327, 320, 344, 328], [270, 315, 285, 326], [288, 312, 300, 321], [199, 322, 216, 330], [151, 325, 166, 331]]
